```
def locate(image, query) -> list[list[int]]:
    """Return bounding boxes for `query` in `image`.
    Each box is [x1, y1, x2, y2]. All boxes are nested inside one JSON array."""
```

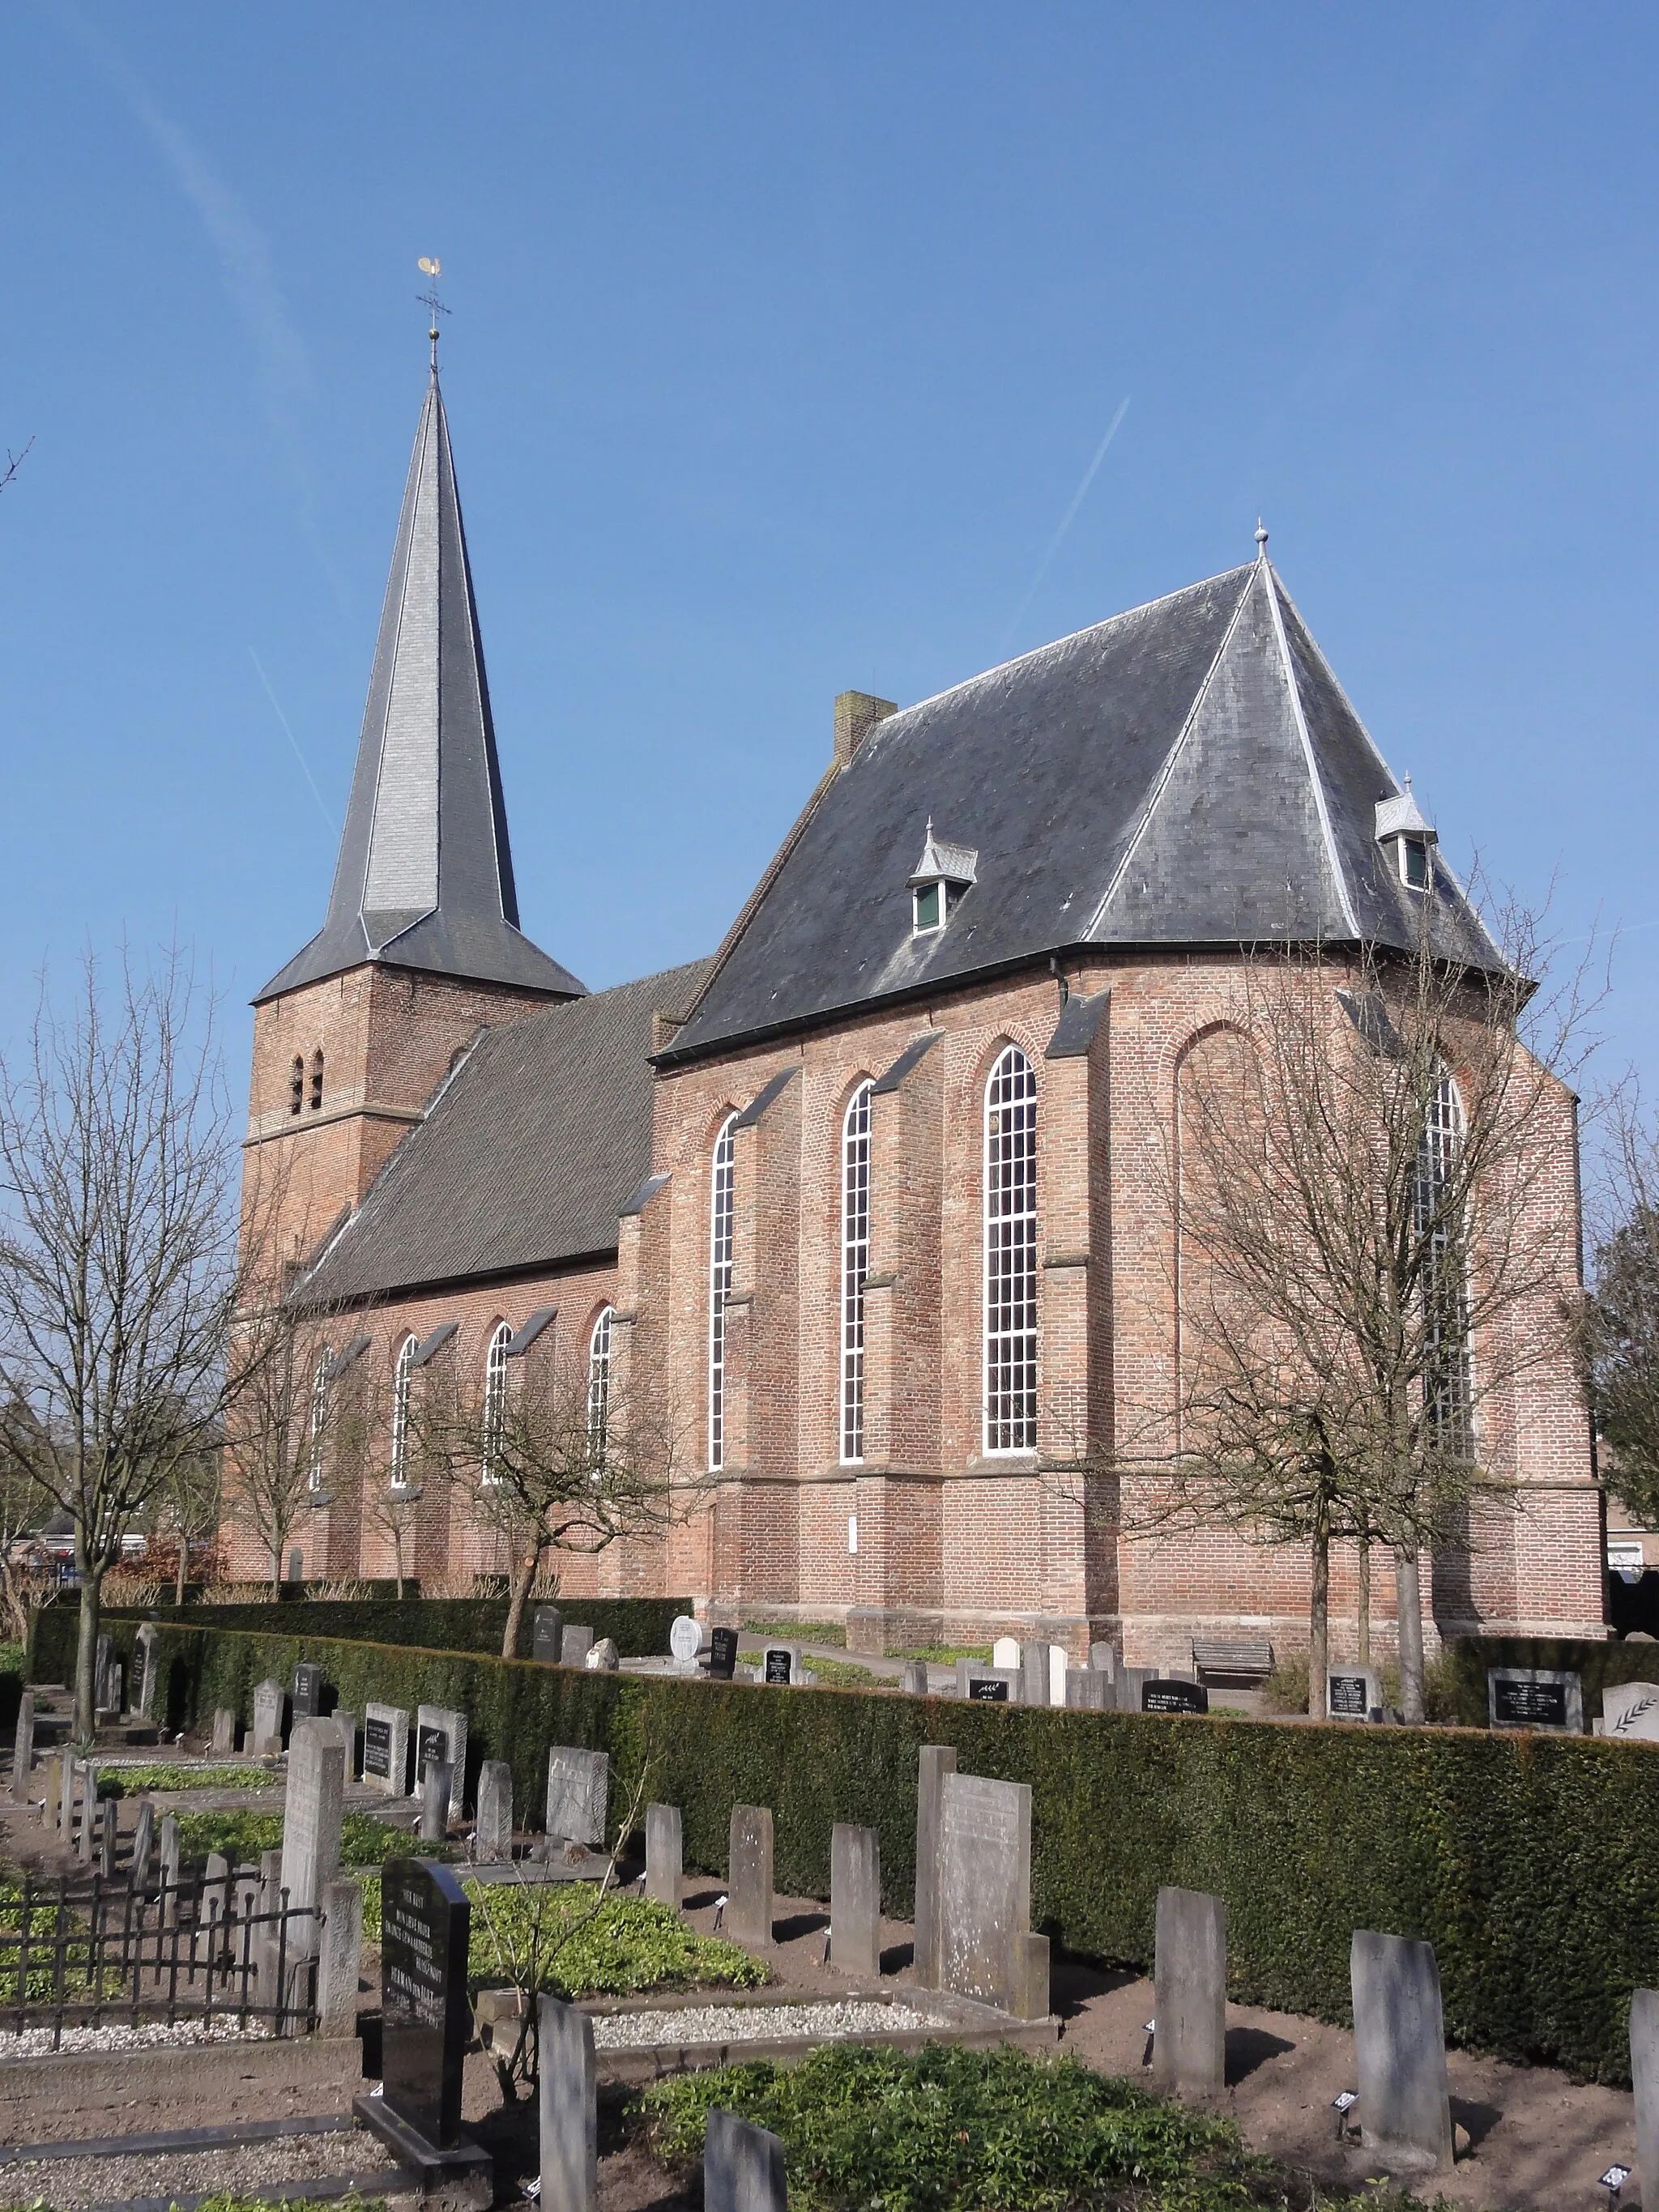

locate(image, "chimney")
[[834, 690, 898, 769]]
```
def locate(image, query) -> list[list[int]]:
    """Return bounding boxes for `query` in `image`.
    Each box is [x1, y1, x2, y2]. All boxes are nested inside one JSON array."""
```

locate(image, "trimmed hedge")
[[62, 1594, 689, 1664], [58, 1616, 1659, 2088], [1441, 1635, 1659, 1727]]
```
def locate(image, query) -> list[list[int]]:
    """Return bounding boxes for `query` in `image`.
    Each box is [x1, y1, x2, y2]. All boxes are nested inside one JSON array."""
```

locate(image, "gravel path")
[[0, 2126, 403, 2210], [0, 2018, 272, 2057], [591, 1997, 928, 2048]]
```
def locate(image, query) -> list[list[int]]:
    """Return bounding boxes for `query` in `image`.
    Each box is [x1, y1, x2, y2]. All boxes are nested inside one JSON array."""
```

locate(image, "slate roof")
[[663, 556, 1499, 1063], [258, 368, 583, 1004], [301, 958, 712, 1302]]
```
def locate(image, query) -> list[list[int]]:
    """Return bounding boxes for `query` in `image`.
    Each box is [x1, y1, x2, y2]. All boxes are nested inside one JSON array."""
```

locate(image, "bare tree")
[[1574, 1091, 1659, 1531], [0, 951, 240, 1737], [0, 437, 33, 499], [222, 1287, 335, 1596], [1129, 899, 1597, 1719], [0, 1415, 49, 1646], [144, 1435, 223, 1607]]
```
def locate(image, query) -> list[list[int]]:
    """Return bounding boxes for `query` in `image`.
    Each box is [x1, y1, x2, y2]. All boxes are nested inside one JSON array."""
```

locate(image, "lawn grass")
[[740, 1619, 847, 1648]]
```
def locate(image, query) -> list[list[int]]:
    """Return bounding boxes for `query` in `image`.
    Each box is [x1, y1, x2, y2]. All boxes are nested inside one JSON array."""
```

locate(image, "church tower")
[[245, 356, 582, 1272]]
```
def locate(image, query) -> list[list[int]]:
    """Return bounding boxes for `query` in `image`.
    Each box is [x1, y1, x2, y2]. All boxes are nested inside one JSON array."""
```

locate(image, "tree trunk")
[[1395, 1544, 1426, 1721], [270, 1541, 281, 1600], [174, 1537, 189, 1610], [1357, 1541, 1371, 1667], [73, 1562, 102, 1744], [501, 1548, 539, 1660], [1307, 1507, 1330, 1718], [393, 1527, 406, 1602]]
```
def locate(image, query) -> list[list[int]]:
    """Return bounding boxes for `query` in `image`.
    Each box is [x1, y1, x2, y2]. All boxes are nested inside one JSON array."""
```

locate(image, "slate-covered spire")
[[257, 365, 583, 1004]]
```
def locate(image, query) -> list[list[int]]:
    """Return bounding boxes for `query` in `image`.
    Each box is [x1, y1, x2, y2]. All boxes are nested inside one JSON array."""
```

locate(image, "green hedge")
[[57, 1617, 1659, 2089], [70, 1594, 689, 1664], [1441, 1635, 1659, 1727]]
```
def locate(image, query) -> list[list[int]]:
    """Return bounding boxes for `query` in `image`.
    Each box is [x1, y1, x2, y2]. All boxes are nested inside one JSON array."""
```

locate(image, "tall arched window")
[[984, 1046, 1038, 1454], [390, 1333, 417, 1487], [840, 1081, 873, 1463], [309, 1050, 325, 1113], [481, 1320, 511, 1484], [708, 1115, 737, 1469], [588, 1306, 614, 1457], [307, 1347, 331, 1490], [289, 1056, 304, 1115], [1418, 1065, 1473, 1454]]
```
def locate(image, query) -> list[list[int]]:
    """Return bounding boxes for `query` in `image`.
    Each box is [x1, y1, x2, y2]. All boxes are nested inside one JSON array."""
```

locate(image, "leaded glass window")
[[984, 1046, 1038, 1453], [390, 1334, 416, 1488], [1417, 1065, 1473, 1455], [841, 1082, 873, 1462], [709, 1116, 736, 1469], [481, 1320, 510, 1484], [589, 1306, 614, 1458]]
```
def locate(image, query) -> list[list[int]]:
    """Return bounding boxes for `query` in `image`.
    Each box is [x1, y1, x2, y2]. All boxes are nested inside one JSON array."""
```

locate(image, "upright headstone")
[[41, 1748, 62, 1830], [708, 1626, 740, 1680], [159, 1812, 181, 1912], [77, 1762, 97, 1863], [532, 1606, 564, 1664], [131, 1798, 155, 1890], [11, 1690, 34, 1801], [197, 1851, 230, 1965], [279, 1717, 346, 1958], [830, 1822, 881, 1980], [134, 1624, 160, 1722], [704, 2109, 787, 2212], [646, 1802, 682, 1906], [318, 1877, 364, 2036], [211, 1707, 237, 1754], [1328, 1668, 1382, 1721], [1064, 1668, 1111, 1711], [364, 1703, 410, 1795], [1632, 1987, 1659, 2206], [1047, 1646, 1068, 1707], [539, 1995, 597, 2212], [333, 1710, 358, 1777], [1142, 1679, 1209, 1715], [420, 1759, 452, 1843], [560, 1625, 594, 1669], [476, 1760, 514, 1860], [955, 1659, 1018, 1702], [415, 1704, 467, 1816], [546, 1746, 609, 1848], [1486, 1667, 1583, 1733], [1602, 1682, 1659, 1741], [1019, 1642, 1049, 1708], [761, 1643, 799, 1686], [585, 1637, 620, 1672], [292, 1662, 323, 1720], [1350, 1929, 1455, 2173], [727, 1805, 774, 1950], [100, 1792, 117, 1880], [900, 1660, 929, 1695], [669, 1615, 702, 1674], [378, 1858, 472, 2149], [1089, 1643, 1118, 1678], [992, 1635, 1021, 1671], [936, 1771, 1031, 2010], [59, 1753, 77, 1839], [1152, 1886, 1226, 2099], [252, 1677, 285, 1757], [914, 1743, 957, 1990], [1116, 1665, 1152, 1713], [95, 1633, 113, 1709]]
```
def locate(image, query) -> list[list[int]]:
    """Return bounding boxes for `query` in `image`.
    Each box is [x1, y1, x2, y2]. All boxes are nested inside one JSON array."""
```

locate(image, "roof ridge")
[[1262, 561, 1363, 938]]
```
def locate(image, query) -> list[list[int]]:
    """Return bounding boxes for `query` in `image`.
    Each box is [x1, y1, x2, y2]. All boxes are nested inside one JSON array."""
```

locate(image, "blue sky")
[[2, 5, 1655, 1104]]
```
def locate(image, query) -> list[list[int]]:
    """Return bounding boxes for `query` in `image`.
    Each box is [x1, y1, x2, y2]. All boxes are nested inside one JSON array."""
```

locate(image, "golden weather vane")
[[416, 257, 450, 369]]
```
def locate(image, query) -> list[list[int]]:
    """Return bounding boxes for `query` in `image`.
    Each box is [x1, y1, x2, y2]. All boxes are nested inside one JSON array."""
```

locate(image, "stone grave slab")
[[1115, 1665, 1152, 1712], [1064, 1668, 1111, 1710], [761, 1643, 800, 1686], [532, 1606, 564, 1664], [251, 1677, 284, 1757], [318, 1877, 364, 2037], [561, 1625, 594, 1668], [727, 1805, 774, 1950], [646, 1802, 681, 1906], [1142, 1679, 1209, 1715], [1632, 1987, 1659, 2205], [936, 1771, 1030, 2010], [1328, 1667, 1382, 1720], [1089, 1642, 1118, 1678], [134, 1624, 160, 1721], [830, 1822, 881, 1979], [902, 1660, 929, 1695], [291, 1662, 323, 1720], [1351, 1929, 1454, 2173], [914, 1744, 956, 1990], [415, 1703, 467, 1815], [364, 1703, 410, 1795], [1152, 1886, 1226, 2099], [546, 1745, 609, 1848], [991, 1635, 1021, 1670], [333, 1709, 357, 1776], [280, 1718, 345, 1958], [370, 1857, 476, 2153], [1487, 1667, 1582, 1733], [1602, 1681, 1659, 1741], [669, 1614, 702, 1673], [131, 1798, 154, 1890], [11, 1690, 33, 1801], [955, 1659, 1018, 1702], [705, 2108, 787, 2212], [708, 1626, 740, 1680], [539, 1994, 597, 2212], [211, 1707, 237, 1754], [477, 1759, 514, 1860]]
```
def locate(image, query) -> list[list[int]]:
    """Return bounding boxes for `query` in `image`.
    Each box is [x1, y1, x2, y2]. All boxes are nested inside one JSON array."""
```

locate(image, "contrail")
[[249, 649, 335, 837], [1000, 395, 1131, 659]]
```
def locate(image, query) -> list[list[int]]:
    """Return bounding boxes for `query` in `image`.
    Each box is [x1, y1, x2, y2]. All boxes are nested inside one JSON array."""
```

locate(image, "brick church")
[[232, 360, 1606, 1660]]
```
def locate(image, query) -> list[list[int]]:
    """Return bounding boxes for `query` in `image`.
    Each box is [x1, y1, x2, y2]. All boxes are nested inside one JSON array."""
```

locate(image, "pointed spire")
[[258, 367, 583, 1004]]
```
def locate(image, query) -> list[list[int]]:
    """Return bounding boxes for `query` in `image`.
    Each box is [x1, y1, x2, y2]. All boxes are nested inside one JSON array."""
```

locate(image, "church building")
[[232, 360, 1606, 1661]]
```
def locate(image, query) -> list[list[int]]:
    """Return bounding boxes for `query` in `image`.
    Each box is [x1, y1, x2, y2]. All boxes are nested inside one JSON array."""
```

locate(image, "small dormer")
[[908, 819, 978, 936], [1375, 777, 1437, 893]]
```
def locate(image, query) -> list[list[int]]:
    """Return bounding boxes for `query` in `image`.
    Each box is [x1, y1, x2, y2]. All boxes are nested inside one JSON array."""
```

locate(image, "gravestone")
[[131, 1798, 155, 1891], [1152, 1886, 1226, 2100], [11, 1690, 33, 1801], [252, 1677, 285, 1757], [669, 1614, 702, 1673], [1602, 1682, 1659, 1741], [420, 1759, 453, 1843], [708, 1626, 740, 1680], [41, 1749, 61, 1830], [956, 1659, 1018, 1701], [211, 1707, 237, 1754], [936, 1771, 1031, 2010], [415, 1704, 467, 1816], [585, 1636, 620, 1672], [287, 1546, 303, 1583], [1116, 1665, 1153, 1713], [532, 1606, 564, 1665], [1328, 1668, 1382, 1721], [1350, 1929, 1454, 2173], [646, 1802, 681, 1906], [318, 1878, 364, 2037], [292, 1662, 323, 1720], [1064, 1668, 1111, 1711], [546, 1746, 609, 1848], [77, 1762, 97, 1863], [59, 1753, 77, 1839], [160, 1813, 180, 1907], [830, 1822, 881, 1979], [134, 1624, 160, 1722], [761, 1644, 799, 1686], [560, 1625, 594, 1669], [539, 1995, 598, 2212], [1047, 1646, 1068, 1707], [476, 1760, 514, 1860], [902, 1660, 929, 1696], [727, 1805, 774, 1949], [705, 2108, 787, 2212], [1089, 1643, 1118, 1678], [196, 1852, 230, 1964], [1019, 1642, 1049, 1707], [377, 1857, 473, 2148], [364, 1703, 410, 1795], [1142, 1679, 1209, 1715], [95, 1633, 113, 1709], [100, 1794, 117, 1880], [992, 1635, 1021, 1670], [914, 1743, 957, 1990], [1486, 1667, 1582, 1733], [279, 1718, 345, 1958], [334, 1710, 358, 1778], [1632, 1987, 1659, 2206]]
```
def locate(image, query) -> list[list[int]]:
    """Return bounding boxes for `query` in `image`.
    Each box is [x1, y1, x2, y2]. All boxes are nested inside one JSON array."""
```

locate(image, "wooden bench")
[[1191, 1638, 1274, 1684]]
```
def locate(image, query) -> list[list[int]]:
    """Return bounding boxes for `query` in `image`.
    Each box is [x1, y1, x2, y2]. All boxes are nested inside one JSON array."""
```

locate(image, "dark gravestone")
[[1142, 1679, 1209, 1715], [532, 1607, 564, 1665], [365, 1714, 394, 1783], [416, 1724, 450, 1788], [709, 1627, 740, 1681], [763, 1647, 794, 1686], [379, 1858, 472, 2148], [968, 1677, 1010, 1703], [1327, 1669, 1379, 1721], [1488, 1668, 1582, 1732], [292, 1663, 323, 1720]]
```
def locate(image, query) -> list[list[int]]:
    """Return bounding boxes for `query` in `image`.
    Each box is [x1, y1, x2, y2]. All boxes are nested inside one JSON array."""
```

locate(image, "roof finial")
[[416, 257, 450, 376], [1254, 518, 1269, 560]]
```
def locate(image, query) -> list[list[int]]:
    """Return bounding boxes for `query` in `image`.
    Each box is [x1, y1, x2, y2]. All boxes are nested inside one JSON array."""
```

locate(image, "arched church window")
[[709, 1115, 736, 1470], [840, 1082, 872, 1463], [289, 1057, 304, 1115], [308, 1347, 331, 1490], [588, 1306, 614, 1459], [983, 1045, 1038, 1454], [1417, 1063, 1473, 1455], [309, 1051, 324, 1113], [390, 1333, 417, 1488], [481, 1320, 511, 1485]]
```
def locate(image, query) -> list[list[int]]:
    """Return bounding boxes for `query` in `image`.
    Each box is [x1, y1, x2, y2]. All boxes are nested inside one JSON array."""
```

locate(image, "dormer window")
[[1374, 778, 1437, 897], [908, 818, 978, 940]]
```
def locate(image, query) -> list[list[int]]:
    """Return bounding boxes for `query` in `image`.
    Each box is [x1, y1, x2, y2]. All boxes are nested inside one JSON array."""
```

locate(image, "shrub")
[[1259, 1654, 1309, 1715]]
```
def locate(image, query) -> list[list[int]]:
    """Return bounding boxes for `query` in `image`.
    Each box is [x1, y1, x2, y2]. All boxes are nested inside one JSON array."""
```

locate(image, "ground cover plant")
[[97, 1764, 277, 1795], [0, 1866, 92, 2002], [174, 1808, 416, 1867], [889, 1644, 992, 1664], [742, 1619, 847, 1647], [635, 2044, 1427, 2212], [738, 1647, 879, 1689]]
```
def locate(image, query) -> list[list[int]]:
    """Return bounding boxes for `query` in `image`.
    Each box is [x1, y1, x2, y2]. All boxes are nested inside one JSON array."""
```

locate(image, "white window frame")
[[1398, 834, 1431, 892], [840, 1081, 873, 1463], [1417, 1063, 1473, 1454], [390, 1333, 417, 1489], [307, 1347, 331, 1491], [481, 1320, 511, 1485], [588, 1306, 614, 1458], [983, 1045, 1038, 1455], [709, 1115, 737, 1470], [913, 882, 945, 936]]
